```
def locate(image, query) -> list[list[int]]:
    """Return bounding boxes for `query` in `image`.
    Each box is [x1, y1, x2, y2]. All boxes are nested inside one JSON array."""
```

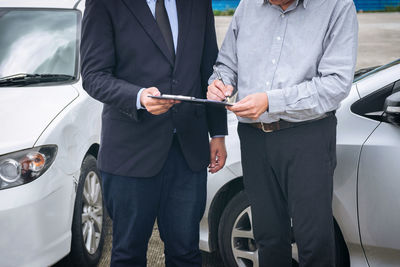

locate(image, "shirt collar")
[[263, 0, 309, 9]]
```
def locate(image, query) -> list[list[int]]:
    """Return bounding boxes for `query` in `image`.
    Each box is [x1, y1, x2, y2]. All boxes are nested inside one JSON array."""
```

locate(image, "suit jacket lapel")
[[174, 0, 192, 71], [121, 0, 174, 66]]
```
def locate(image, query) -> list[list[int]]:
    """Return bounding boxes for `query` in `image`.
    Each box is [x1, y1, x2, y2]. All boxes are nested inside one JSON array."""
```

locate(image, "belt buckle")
[[260, 122, 273, 133]]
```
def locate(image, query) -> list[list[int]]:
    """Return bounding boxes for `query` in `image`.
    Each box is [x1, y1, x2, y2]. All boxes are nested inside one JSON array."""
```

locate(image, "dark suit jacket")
[[81, 0, 227, 177]]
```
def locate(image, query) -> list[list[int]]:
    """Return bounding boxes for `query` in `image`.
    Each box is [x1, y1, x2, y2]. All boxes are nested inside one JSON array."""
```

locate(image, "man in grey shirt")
[[208, 0, 358, 266]]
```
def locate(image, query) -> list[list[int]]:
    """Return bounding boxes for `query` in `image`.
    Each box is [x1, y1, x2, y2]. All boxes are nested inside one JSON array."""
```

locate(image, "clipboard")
[[149, 94, 234, 106]]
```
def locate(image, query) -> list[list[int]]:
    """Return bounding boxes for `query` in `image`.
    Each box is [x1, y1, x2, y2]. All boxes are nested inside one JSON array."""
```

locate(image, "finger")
[[208, 83, 226, 100], [149, 107, 171, 115], [209, 147, 217, 170], [214, 80, 234, 98], [214, 80, 226, 91], [146, 100, 165, 107], [212, 155, 225, 173], [148, 98, 174, 105], [149, 87, 161, 96], [208, 84, 227, 101], [219, 152, 227, 169], [226, 85, 234, 97], [157, 103, 174, 110], [147, 103, 173, 113], [145, 87, 159, 96], [209, 159, 220, 173], [229, 102, 251, 112], [234, 110, 255, 119], [235, 95, 251, 105], [215, 80, 231, 98], [212, 164, 222, 173], [167, 99, 180, 104], [207, 90, 225, 101], [231, 95, 252, 108]]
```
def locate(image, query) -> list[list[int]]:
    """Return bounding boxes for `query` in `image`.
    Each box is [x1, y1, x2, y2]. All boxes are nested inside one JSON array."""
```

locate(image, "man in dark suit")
[[80, 0, 227, 266]]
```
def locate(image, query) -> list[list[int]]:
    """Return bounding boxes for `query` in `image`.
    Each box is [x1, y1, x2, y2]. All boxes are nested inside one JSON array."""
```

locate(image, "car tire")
[[218, 191, 297, 267], [69, 154, 105, 267], [218, 191, 261, 267], [218, 190, 349, 267]]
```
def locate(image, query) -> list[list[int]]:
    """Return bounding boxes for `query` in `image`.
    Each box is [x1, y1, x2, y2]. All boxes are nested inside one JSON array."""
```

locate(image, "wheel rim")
[[231, 207, 259, 267], [231, 206, 299, 267], [82, 171, 103, 255]]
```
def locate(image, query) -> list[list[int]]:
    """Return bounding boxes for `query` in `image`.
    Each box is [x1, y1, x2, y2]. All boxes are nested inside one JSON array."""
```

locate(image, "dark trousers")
[[101, 136, 207, 267], [238, 115, 337, 267]]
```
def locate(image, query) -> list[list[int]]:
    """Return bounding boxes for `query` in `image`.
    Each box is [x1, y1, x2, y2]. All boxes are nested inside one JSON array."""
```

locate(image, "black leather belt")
[[249, 111, 335, 133]]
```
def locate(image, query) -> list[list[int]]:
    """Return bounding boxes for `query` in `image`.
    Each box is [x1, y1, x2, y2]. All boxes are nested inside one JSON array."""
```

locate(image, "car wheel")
[[70, 154, 105, 266], [218, 191, 298, 267]]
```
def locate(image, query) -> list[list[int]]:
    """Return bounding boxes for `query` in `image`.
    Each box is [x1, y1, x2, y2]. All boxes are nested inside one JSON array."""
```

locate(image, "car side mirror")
[[383, 91, 400, 126]]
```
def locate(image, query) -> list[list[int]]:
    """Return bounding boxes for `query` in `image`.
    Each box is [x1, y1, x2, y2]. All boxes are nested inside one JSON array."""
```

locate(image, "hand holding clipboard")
[[148, 66, 237, 107]]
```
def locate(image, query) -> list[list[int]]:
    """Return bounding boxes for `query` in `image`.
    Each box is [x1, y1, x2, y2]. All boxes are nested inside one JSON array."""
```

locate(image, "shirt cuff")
[[267, 89, 286, 114], [136, 88, 146, 110], [211, 135, 226, 138]]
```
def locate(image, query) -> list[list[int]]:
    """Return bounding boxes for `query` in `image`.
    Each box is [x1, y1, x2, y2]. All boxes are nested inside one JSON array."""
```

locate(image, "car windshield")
[[0, 9, 79, 84], [354, 59, 400, 83]]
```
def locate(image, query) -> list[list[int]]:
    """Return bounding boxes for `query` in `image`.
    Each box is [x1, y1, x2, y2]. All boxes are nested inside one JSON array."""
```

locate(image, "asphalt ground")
[[51, 12, 400, 267]]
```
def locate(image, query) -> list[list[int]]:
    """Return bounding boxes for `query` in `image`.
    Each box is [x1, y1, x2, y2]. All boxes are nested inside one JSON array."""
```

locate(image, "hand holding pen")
[[207, 65, 235, 103], [208, 66, 268, 120]]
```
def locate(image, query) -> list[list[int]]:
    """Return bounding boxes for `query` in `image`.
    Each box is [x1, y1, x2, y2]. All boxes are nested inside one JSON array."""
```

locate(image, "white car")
[[0, 1, 105, 266], [200, 59, 400, 267]]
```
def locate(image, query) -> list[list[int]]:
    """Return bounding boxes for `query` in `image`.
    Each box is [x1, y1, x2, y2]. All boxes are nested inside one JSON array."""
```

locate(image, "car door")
[[357, 79, 400, 266]]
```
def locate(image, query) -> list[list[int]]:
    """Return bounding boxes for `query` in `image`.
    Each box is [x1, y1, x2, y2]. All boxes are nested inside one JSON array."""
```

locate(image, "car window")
[[0, 9, 80, 80], [354, 59, 400, 83]]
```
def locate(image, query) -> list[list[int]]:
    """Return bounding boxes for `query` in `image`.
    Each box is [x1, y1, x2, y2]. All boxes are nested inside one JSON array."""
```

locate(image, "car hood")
[[0, 85, 79, 155]]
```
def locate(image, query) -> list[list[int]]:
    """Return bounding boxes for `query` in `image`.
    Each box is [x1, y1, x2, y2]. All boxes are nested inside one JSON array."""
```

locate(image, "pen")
[[213, 65, 224, 84], [213, 65, 237, 104], [213, 65, 230, 101]]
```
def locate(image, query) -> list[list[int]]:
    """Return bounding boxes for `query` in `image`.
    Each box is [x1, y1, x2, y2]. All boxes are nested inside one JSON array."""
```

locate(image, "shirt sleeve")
[[136, 88, 146, 110], [268, 1, 358, 115], [208, 2, 245, 88]]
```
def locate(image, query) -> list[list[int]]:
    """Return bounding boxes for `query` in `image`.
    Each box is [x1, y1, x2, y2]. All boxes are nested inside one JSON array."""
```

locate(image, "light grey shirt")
[[209, 0, 358, 123]]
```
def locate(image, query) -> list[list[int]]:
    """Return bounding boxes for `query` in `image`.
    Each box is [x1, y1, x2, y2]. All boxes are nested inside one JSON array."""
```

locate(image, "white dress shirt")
[[137, 0, 178, 110]]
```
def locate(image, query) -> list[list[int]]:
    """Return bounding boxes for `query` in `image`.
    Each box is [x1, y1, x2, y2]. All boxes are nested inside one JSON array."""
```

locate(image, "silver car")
[[200, 59, 400, 267]]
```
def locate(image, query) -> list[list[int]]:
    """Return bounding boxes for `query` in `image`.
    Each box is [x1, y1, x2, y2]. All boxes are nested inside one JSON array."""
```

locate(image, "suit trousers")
[[237, 115, 337, 267], [101, 136, 207, 267]]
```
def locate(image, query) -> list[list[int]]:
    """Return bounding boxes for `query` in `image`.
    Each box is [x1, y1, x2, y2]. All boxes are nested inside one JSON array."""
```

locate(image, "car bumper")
[[0, 165, 76, 267]]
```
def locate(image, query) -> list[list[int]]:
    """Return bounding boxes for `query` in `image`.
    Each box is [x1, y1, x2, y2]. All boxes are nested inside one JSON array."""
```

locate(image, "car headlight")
[[0, 145, 57, 190]]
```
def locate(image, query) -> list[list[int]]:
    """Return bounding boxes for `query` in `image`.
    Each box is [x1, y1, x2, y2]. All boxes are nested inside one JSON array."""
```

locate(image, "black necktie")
[[155, 0, 175, 61]]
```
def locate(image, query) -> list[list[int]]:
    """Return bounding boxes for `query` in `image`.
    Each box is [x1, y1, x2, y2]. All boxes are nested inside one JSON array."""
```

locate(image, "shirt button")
[[281, 14, 285, 18], [272, 59, 276, 64], [277, 36, 281, 41], [266, 81, 270, 86]]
